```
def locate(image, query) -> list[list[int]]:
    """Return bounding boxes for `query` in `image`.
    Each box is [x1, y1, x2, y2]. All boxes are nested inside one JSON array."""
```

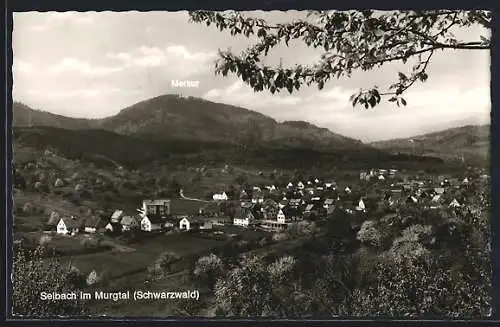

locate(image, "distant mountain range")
[[12, 95, 366, 152], [12, 95, 489, 167], [370, 125, 490, 165]]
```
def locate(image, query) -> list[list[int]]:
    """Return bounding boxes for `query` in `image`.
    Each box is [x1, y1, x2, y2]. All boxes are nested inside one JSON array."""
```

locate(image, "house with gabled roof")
[[325, 181, 335, 189], [323, 198, 335, 209], [262, 199, 279, 220], [57, 217, 82, 236], [82, 216, 103, 234], [233, 207, 256, 227], [434, 187, 445, 195], [406, 195, 418, 204], [449, 198, 462, 208], [142, 199, 171, 217], [303, 202, 324, 220], [140, 215, 164, 232], [276, 209, 287, 223], [297, 181, 305, 190], [213, 192, 229, 201], [110, 210, 124, 223], [251, 190, 264, 204], [179, 217, 191, 231], [356, 199, 366, 211], [120, 215, 140, 232], [304, 204, 315, 215]]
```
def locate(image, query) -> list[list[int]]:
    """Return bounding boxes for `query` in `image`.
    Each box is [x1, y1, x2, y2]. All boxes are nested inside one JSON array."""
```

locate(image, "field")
[[70, 233, 226, 279]]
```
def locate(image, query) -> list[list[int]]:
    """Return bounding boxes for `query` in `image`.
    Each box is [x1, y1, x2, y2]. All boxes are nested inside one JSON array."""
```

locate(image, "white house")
[[110, 210, 124, 223], [287, 182, 294, 188], [56, 218, 68, 235], [213, 192, 229, 201], [378, 175, 386, 181], [297, 181, 305, 189], [277, 209, 286, 223], [179, 217, 191, 231], [56, 217, 81, 236], [356, 199, 366, 211], [462, 177, 469, 184], [233, 208, 255, 227], [307, 180, 312, 185], [449, 199, 462, 208], [141, 216, 163, 232], [431, 194, 442, 202], [314, 178, 320, 184], [345, 186, 351, 193], [142, 199, 171, 216], [105, 222, 114, 232], [407, 196, 418, 204]]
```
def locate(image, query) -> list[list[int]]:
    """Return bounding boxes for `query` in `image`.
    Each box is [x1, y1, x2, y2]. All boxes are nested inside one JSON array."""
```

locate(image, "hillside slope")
[[370, 125, 490, 165], [13, 95, 367, 152], [98, 94, 367, 151], [12, 102, 97, 130]]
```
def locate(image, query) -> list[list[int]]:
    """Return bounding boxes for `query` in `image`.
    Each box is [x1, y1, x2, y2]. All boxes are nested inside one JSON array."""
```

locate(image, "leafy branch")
[[189, 10, 491, 108]]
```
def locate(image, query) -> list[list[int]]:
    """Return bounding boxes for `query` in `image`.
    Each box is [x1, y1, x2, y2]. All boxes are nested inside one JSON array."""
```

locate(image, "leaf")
[[401, 98, 407, 106], [368, 96, 377, 108], [273, 71, 280, 82], [388, 97, 397, 102], [318, 80, 325, 90], [353, 96, 359, 107], [257, 28, 267, 38], [398, 72, 407, 81]]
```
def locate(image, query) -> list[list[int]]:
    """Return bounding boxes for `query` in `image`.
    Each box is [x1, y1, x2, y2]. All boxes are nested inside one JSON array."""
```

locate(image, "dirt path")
[[179, 190, 213, 203]]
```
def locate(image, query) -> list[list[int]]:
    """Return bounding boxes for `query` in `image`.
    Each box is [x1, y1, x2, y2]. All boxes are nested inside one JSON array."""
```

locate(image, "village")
[[48, 166, 489, 238]]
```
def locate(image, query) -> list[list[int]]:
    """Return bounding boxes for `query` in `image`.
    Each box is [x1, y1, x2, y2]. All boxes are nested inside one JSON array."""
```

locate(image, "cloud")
[[12, 59, 34, 73], [26, 86, 122, 99], [106, 45, 217, 77], [49, 57, 124, 76], [30, 11, 96, 31], [203, 80, 303, 110]]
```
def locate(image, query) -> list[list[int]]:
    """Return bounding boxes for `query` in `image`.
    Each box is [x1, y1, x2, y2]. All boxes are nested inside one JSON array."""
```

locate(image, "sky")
[[12, 11, 491, 142]]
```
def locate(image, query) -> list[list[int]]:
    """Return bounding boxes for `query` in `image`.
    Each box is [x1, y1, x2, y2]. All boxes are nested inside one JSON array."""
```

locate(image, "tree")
[[213, 255, 307, 317], [390, 224, 433, 264], [356, 220, 382, 248], [189, 10, 490, 108], [350, 252, 489, 318], [147, 251, 181, 281], [193, 253, 224, 290], [11, 245, 87, 317]]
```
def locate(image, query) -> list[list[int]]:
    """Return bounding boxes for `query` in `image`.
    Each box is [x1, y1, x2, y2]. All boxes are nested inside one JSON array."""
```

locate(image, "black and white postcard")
[[10, 10, 491, 318]]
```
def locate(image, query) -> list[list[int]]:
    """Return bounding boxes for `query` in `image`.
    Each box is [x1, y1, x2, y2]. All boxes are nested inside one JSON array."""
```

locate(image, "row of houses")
[[50, 171, 477, 236], [52, 199, 225, 236]]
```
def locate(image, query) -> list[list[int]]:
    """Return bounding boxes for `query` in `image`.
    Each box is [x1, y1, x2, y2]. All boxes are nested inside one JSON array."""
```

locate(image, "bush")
[[357, 220, 382, 248], [12, 245, 87, 317]]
